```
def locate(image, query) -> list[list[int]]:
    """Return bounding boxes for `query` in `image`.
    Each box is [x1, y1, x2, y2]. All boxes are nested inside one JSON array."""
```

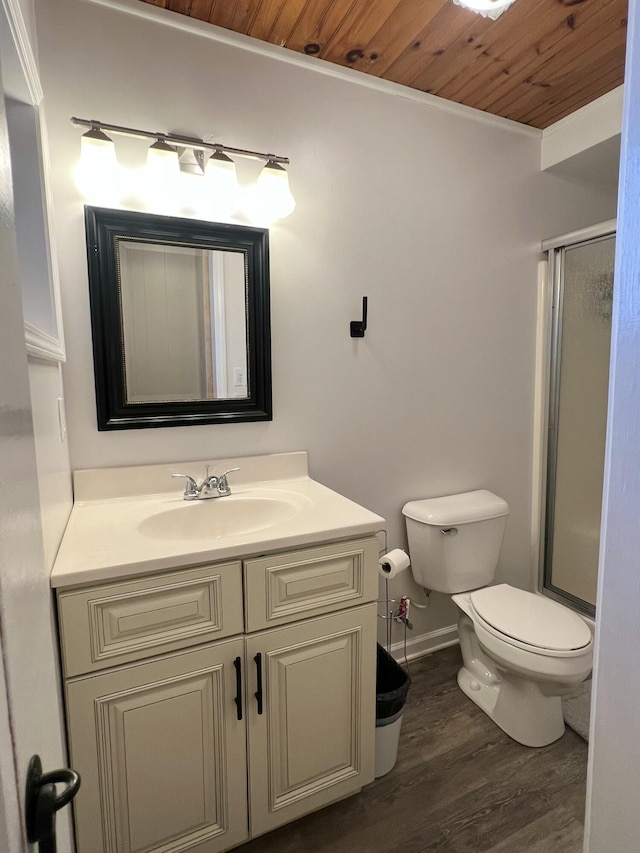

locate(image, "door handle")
[[233, 655, 243, 721], [25, 754, 81, 853], [254, 652, 263, 715]]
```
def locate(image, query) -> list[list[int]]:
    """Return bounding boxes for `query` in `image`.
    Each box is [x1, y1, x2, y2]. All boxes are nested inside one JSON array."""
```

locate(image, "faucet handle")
[[171, 473, 199, 499], [217, 467, 240, 495]]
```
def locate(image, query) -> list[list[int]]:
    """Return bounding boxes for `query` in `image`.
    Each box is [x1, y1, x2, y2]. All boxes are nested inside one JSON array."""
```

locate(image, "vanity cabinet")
[[58, 536, 378, 853]]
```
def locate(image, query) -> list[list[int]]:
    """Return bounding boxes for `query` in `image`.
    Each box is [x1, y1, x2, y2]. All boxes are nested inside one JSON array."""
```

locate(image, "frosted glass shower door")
[[545, 234, 615, 612]]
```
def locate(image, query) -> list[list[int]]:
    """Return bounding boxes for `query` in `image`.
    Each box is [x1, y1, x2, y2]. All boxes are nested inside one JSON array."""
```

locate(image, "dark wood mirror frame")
[[85, 206, 272, 430]]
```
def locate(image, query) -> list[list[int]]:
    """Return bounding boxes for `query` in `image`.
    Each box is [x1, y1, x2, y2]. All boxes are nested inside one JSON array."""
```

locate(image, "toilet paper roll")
[[378, 548, 410, 580]]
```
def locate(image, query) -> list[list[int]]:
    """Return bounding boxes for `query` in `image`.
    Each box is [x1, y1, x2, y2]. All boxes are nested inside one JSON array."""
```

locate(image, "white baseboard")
[[388, 624, 459, 662]]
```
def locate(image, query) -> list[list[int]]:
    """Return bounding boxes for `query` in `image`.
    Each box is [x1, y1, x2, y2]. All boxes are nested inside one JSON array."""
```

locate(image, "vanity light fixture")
[[451, 0, 517, 19], [74, 124, 120, 201], [71, 116, 295, 220]]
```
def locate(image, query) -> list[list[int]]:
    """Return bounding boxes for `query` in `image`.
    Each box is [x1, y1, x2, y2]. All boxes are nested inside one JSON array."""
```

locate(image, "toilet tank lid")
[[402, 490, 509, 526]]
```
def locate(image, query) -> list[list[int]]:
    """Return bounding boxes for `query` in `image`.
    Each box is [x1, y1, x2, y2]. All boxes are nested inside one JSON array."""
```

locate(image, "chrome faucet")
[[172, 466, 240, 501]]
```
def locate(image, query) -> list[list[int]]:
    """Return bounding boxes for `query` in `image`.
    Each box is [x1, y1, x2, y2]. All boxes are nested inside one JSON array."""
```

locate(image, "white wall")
[[35, 0, 617, 644], [28, 359, 72, 569], [542, 87, 622, 190]]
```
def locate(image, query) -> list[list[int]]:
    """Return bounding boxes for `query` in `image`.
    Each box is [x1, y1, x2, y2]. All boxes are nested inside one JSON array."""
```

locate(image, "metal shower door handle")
[[25, 754, 81, 853]]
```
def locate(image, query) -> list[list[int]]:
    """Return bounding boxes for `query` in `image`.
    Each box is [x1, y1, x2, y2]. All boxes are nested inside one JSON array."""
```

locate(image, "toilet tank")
[[402, 490, 509, 594]]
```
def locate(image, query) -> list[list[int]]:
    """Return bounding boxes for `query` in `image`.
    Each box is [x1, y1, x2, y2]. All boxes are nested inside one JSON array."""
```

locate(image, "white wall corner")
[[541, 86, 623, 172]]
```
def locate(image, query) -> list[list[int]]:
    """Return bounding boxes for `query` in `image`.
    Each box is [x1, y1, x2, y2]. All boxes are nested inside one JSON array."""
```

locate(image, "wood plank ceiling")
[[139, 0, 627, 128]]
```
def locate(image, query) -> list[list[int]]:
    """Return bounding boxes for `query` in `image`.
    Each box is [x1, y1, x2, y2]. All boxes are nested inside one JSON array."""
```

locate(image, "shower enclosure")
[[541, 222, 616, 617]]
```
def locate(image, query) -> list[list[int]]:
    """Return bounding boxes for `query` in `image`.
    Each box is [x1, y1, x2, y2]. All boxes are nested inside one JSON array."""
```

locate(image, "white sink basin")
[[50, 453, 386, 588], [137, 494, 300, 541]]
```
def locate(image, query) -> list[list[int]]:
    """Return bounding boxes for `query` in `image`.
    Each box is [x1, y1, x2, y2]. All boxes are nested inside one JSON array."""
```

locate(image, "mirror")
[[85, 207, 271, 429]]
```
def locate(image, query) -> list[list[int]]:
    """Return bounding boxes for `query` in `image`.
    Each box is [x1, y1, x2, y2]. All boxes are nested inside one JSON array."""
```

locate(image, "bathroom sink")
[[137, 494, 300, 541]]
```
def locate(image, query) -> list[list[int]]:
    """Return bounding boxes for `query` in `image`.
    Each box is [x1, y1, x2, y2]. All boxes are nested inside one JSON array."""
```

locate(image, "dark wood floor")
[[238, 645, 587, 853]]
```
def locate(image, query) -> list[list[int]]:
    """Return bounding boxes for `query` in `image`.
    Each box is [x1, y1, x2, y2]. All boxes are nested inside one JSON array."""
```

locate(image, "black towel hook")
[[350, 296, 368, 338]]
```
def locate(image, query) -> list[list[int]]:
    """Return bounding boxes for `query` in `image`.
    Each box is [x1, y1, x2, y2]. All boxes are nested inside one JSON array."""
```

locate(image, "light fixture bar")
[[70, 116, 289, 165]]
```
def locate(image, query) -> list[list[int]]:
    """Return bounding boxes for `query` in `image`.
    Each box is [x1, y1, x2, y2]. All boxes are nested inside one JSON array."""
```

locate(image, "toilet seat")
[[469, 584, 592, 658]]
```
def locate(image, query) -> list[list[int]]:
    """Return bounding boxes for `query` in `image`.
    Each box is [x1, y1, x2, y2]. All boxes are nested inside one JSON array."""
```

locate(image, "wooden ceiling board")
[[279, 0, 357, 54], [382, 4, 478, 86], [166, 0, 191, 12], [470, 4, 626, 115], [261, 0, 312, 46], [138, 0, 627, 128], [443, 7, 595, 105], [187, 0, 213, 18], [407, 14, 510, 94], [515, 49, 626, 125], [249, 0, 295, 41], [252, 0, 315, 41], [486, 20, 625, 121], [431, 2, 577, 101], [202, 0, 253, 29], [445, 1, 622, 118], [353, 0, 449, 79], [320, 0, 407, 68]]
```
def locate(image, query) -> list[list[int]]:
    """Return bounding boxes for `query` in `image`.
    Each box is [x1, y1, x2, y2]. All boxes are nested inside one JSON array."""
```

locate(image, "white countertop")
[[51, 452, 385, 588]]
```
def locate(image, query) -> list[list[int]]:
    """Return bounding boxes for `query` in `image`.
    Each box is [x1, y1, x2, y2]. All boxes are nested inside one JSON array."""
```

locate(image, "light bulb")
[[141, 138, 180, 212], [205, 150, 240, 217], [147, 138, 179, 177], [246, 160, 295, 222], [74, 127, 121, 202], [451, 0, 516, 19]]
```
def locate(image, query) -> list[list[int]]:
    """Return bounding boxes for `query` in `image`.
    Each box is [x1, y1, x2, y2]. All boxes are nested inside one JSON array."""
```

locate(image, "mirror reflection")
[[85, 206, 271, 430], [118, 241, 248, 404]]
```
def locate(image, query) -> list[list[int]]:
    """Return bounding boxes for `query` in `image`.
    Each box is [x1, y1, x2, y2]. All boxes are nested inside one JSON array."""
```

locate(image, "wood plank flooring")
[[237, 644, 587, 853]]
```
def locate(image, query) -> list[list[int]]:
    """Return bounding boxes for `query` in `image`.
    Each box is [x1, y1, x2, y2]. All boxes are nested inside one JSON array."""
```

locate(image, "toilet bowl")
[[402, 490, 593, 747], [453, 584, 593, 747]]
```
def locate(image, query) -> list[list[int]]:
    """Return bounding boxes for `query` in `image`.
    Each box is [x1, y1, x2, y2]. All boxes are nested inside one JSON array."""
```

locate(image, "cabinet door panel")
[[247, 605, 376, 837], [66, 641, 248, 853]]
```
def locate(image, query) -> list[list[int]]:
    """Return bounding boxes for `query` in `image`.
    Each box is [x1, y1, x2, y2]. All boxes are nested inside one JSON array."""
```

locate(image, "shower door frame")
[[539, 219, 616, 618]]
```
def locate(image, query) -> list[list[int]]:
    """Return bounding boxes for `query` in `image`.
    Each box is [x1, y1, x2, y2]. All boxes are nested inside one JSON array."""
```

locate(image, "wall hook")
[[350, 296, 368, 338]]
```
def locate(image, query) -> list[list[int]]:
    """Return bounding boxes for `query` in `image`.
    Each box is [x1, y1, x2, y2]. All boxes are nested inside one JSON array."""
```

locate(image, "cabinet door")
[[66, 640, 248, 853], [246, 604, 376, 838]]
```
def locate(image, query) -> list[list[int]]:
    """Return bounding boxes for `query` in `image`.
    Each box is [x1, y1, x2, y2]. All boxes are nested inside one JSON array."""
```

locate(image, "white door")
[[0, 7, 73, 851], [583, 4, 640, 849]]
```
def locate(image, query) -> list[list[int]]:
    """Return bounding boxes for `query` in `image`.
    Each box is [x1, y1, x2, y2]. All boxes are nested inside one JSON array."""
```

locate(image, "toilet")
[[402, 490, 593, 747]]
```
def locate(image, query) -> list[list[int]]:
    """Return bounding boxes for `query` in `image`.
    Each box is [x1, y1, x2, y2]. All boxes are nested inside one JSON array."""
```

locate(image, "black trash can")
[[375, 644, 411, 777]]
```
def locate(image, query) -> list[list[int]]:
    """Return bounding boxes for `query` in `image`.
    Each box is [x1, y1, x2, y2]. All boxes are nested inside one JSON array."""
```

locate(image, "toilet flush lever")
[[441, 527, 458, 536]]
